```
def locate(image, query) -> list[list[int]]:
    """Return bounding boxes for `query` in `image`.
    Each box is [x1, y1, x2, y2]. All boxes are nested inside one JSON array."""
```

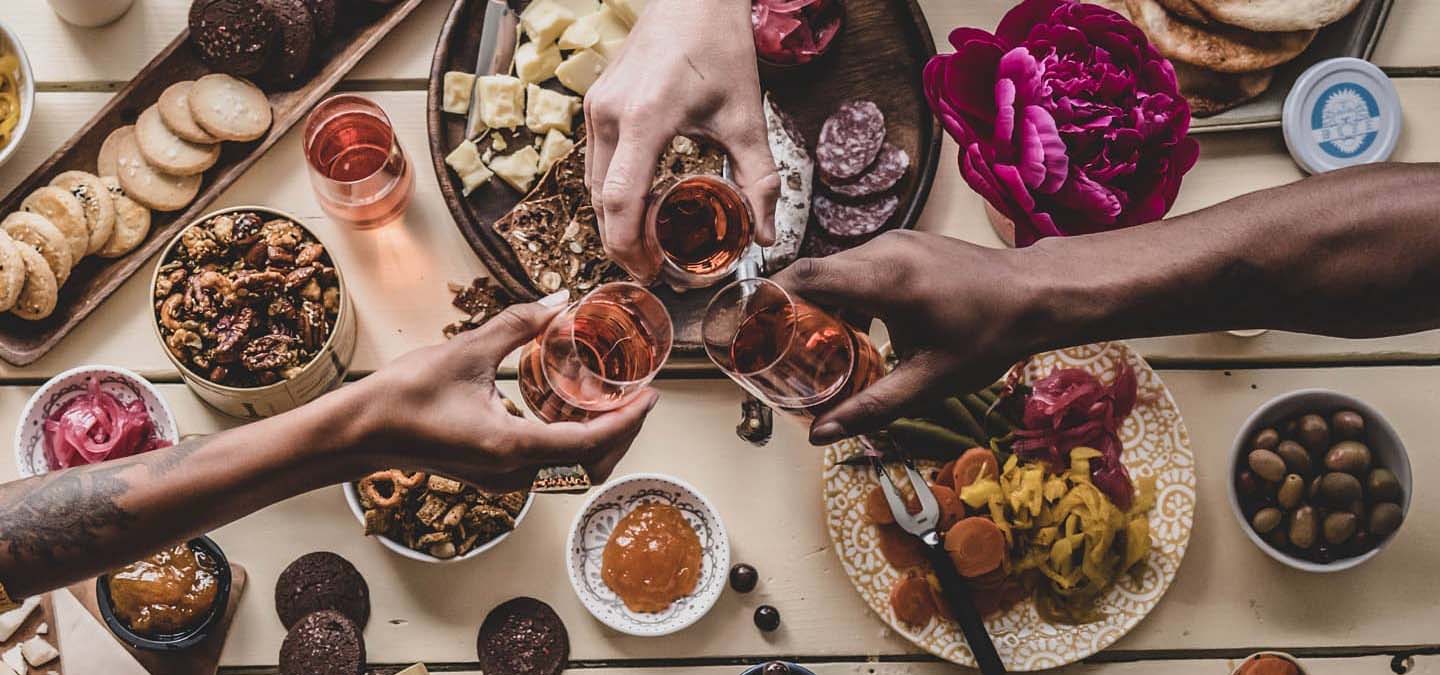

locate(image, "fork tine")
[[904, 462, 940, 523], [871, 460, 912, 525], [872, 458, 941, 536]]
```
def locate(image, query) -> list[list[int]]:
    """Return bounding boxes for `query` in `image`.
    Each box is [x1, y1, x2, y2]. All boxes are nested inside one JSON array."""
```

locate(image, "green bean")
[[941, 397, 988, 440], [976, 388, 1000, 405], [888, 418, 980, 457]]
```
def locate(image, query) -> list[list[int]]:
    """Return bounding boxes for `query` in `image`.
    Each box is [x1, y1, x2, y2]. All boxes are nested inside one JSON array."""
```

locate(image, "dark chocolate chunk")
[[275, 551, 371, 630], [477, 597, 569, 675], [813, 193, 900, 238], [262, 0, 317, 89], [188, 0, 276, 78], [816, 100, 886, 180], [279, 610, 366, 675], [823, 143, 909, 198]]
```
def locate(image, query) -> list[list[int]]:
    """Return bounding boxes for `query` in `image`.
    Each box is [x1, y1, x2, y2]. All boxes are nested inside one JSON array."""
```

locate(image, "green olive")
[[1253, 428, 1281, 451], [1330, 410, 1365, 441], [1318, 472, 1363, 508], [1251, 507, 1283, 534], [1308, 475, 1323, 501], [1346, 500, 1367, 518], [1247, 449, 1287, 483], [1369, 502, 1404, 538], [1324, 440, 1372, 475], [1297, 414, 1331, 453], [1323, 512, 1359, 545], [1275, 441, 1312, 476], [1277, 474, 1305, 509], [1367, 468, 1402, 503], [1289, 506, 1318, 549]]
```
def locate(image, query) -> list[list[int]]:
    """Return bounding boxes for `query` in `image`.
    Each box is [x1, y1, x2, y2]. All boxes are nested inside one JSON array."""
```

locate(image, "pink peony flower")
[[923, 0, 1199, 246]]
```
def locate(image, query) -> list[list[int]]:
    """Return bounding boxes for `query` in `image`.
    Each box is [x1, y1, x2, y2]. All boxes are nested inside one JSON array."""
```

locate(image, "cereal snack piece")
[[11, 242, 58, 321], [275, 551, 370, 629], [2, 212, 73, 285], [97, 125, 135, 177], [135, 105, 221, 176], [50, 170, 117, 255], [157, 81, 220, 143], [189, 73, 273, 142], [115, 132, 202, 212], [0, 231, 25, 312], [279, 610, 365, 675], [21, 186, 89, 263], [95, 177, 152, 258]]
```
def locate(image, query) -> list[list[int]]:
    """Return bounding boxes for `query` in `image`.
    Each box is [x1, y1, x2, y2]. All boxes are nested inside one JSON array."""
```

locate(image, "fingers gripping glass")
[[643, 174, 755, 289]]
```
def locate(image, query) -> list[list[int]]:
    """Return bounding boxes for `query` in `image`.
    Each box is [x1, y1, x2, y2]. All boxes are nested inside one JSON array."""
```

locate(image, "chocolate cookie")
[[303, 0, 337, 38], [189, 0, 276, 78], [477, 597, 569, 675], [275, 552, 370, 629], [279, 610, 365, 675], [262, 0, 317, 89]]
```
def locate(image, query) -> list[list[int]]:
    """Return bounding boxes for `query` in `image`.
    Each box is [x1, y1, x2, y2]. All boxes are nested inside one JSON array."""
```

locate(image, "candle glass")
[[302, 95, 414, 229]]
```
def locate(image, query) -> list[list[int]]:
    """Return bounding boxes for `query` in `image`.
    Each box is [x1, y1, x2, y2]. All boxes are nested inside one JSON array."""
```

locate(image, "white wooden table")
[[3, 1, 1440, 673]]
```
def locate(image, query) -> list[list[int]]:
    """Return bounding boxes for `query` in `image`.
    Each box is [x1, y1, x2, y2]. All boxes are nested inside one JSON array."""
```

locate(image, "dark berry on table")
[[730, 563, 759, 593], [762, 662, 792, 675], [754, 605, 781, 632]]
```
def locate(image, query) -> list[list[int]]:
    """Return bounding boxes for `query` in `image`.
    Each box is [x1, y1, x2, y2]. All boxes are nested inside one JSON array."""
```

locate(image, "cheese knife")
[[465, 0, 520, 140]]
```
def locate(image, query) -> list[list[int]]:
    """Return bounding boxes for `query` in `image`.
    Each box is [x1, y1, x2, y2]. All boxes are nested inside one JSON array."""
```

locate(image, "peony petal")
[[993, 77, 1018, 149], [1023, 104, 1069, 193], [995, 0, 1066, 47]]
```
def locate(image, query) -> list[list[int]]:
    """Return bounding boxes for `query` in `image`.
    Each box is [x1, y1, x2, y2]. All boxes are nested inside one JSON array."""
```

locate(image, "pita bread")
[[1126, 0, 1316, 73], [1191, 0, 1361, 32], [1173, 62, 1275, 117], [1155, 0, 1210, 23]]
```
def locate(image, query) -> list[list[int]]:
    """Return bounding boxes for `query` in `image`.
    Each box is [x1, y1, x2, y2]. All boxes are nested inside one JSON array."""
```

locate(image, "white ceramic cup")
[[47, 0, 136, 28]]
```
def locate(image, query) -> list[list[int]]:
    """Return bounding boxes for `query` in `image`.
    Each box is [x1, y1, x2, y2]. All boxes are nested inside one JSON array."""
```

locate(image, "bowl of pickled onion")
[[14, 365, 178, 478]]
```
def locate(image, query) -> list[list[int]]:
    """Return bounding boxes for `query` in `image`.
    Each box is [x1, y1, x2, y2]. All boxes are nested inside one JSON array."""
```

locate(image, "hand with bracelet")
[[773, 162, 1440, 445], [0, 294, 658, 600]]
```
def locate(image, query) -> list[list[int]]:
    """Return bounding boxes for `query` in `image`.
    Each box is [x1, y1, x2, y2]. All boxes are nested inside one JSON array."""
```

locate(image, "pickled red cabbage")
[[1012, 365, 1138, 509], [751, 0, 843, 65], [43, 378, 171, 470]]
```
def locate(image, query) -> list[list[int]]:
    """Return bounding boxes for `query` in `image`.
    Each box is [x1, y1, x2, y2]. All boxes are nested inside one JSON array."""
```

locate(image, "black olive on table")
[[754, 605, 781, 632], [730, 563, 759, 593]]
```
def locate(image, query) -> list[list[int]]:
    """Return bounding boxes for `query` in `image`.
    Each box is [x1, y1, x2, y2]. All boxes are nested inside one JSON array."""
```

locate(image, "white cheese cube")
[[594, 5, 630, 40], [604, 0, 646, 26], [441, 71, 476, 115], [492, 135, 508, 151], [526, 85, 580, 134], [538, 129, 576, 173], [20, 637, 56, 668], [445, 140, 495, 196], [519, 0, 576, 48], [515, 40, 563, 84], [1, 646, 23, 675], [476, 75, 526, 129], [0, 598, 40, 642], [592, 38, 626, 62], [557, 16, 599, 50], [555, 49, 607, 96], [488, 146, 542, 193], [551, 0, 600, 16]]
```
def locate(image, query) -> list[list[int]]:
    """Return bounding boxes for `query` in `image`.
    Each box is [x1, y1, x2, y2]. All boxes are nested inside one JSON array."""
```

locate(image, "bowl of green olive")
[[1229, 390, 1411, 572]]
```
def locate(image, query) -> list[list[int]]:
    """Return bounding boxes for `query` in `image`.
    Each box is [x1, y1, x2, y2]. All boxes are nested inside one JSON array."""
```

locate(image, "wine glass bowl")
[[644, 174, 755, 290]]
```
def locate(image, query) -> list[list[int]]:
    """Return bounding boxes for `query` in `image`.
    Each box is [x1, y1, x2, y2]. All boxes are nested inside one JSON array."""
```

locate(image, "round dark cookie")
[[816, 100, 886, 181], [822, 143, 910, 198], [275, 551, 370, 629], [280, 610, 365, 675], [477, 597, 569, 675], [303, 0, 337, 37], [813, 192, 900, 238], [188, 0, 276, 78], [262, 0, 317, 89]]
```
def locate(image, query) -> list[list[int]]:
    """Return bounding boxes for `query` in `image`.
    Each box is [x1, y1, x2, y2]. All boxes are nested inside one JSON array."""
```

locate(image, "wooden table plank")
[[5, 0, 1439, 87], [3, 365, 1437, 665], [381, 658, 1440, 674]]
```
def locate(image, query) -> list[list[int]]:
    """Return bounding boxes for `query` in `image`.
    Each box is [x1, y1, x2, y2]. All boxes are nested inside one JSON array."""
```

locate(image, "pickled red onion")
[[43, 378, 171, 470], [1012, 365, 1138, 510], [751, 0, 842, 66]]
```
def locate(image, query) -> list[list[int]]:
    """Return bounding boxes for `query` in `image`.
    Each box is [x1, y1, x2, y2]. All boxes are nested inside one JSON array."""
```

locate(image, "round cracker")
[[1154, 0, 1210, 22], [136, 105, 221, 176], [96, 177, 152, 258], [1191, 0, 1362, 31], [115, 132, 202, 212], [97, 125, 135, 178], [1125, 0, 1317, 74], [1, 212, 73, 286], [1174, 62, 1275, 117], [189, 73, 273, 142], [21, 186, 90, 263], [51, 170, 118, 255], [11, 241, 58, 321], [0, 231, 25, 312], [158, 81, 220, 144]]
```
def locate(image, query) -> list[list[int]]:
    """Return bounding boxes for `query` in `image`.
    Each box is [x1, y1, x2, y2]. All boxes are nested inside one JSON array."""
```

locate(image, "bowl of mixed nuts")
[[343, 470, 532, 563], [150, 206, 357, 418]]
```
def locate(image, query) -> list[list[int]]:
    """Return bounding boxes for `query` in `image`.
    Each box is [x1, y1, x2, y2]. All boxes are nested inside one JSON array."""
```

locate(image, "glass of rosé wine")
[[642, 174, 754, 289], [302, 95, 414, 229]]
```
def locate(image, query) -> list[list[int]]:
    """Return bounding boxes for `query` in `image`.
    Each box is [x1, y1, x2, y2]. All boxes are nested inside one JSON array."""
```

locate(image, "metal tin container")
[[151, 205, 357, 419]]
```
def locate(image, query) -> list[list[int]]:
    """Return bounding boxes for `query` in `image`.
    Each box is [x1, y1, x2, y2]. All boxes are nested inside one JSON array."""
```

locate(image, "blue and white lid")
[[1283, 57, 1401, 175]]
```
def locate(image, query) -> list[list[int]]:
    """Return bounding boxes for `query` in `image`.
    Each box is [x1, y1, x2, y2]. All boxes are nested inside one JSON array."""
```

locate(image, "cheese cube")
[[445, 140, 495, 195], [526, 85, 580, 134], [594, 5, 630, 40], [538, 129, 575, 173], [1, 647, 22, 675], [557, 16, 599, 50], [492, 134, 508, 151], [21, 637, 57, 667], [519, 0, 576, 48], [591, 38, 626, 62], [442, 71, 476, 115], [555, 49, 607, 96], [488, 146, 542, 193], [476, 75, 525, 129], [604, 0, 646, 26], [515, 40, 563, 84], [551, 0, 600, 16]]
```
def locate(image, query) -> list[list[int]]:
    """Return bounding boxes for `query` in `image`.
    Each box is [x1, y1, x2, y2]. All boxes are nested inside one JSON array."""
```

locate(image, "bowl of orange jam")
[[567, 473, 729, 636], [97, 536, 231, 651]]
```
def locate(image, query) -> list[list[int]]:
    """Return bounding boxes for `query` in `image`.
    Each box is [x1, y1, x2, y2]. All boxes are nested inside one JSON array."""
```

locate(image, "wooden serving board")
[[0, 593, 64, 675], [0, 0, 427, 366], [427, 0, 944, 354]]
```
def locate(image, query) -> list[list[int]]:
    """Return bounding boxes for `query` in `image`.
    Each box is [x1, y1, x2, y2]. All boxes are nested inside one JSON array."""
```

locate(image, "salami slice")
[[814, 193, 900, 238], [823, 143, 910, 198], [800, 229, 849, 258], [816, 100, 886, 181]]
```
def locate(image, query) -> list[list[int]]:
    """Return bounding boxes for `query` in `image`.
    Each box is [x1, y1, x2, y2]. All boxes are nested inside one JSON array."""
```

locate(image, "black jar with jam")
[[97, 536, 231, 651]]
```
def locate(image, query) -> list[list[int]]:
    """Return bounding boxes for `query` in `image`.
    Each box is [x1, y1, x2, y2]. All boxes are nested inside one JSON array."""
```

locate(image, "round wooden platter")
[[427, 0, 943, 355]]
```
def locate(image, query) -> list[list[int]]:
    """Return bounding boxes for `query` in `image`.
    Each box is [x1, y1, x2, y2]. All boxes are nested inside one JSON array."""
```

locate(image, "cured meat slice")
[[760, 93, 813, 272], [813, 193, 899, 238], [824, 143, 909, 198], [816, 100, 886, 181]]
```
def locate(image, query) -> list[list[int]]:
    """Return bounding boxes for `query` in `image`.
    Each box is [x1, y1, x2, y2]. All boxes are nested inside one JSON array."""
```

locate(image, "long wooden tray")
[[0, 0, 426, 366], [426, 0, 944, 354]]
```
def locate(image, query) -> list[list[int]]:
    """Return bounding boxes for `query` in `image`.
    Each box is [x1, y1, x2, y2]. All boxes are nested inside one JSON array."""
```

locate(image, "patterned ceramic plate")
[[567, 473, 730, 636], [822, 342, 1196, 670], [13, 365, 179, 478]]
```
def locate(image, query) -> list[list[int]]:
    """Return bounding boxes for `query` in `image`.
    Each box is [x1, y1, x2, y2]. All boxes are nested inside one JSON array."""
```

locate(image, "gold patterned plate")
[[822, 342, 1196, 670]]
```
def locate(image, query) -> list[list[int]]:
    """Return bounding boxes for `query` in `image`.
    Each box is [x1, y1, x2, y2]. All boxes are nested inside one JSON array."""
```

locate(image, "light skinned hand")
[[584, 0, 780, 282], [354, 293, 659, 492]]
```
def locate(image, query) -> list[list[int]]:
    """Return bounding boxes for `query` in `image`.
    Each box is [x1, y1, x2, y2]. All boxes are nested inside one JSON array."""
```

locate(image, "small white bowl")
[[0, 19, 36, 170], [13, 366, 180, 478], [1231, 651, 1308, 674], [1229, 389, 1412, 573], [342, 480, 533, 564], [566, 473, 729, 637]]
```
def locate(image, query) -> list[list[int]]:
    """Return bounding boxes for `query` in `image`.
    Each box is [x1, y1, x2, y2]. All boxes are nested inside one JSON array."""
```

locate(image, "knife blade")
[[465, 0, 520, 140]]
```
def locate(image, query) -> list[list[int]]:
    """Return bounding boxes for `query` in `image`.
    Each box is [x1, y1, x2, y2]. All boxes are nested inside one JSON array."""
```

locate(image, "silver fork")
[[873, 457, 1007, 674]]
